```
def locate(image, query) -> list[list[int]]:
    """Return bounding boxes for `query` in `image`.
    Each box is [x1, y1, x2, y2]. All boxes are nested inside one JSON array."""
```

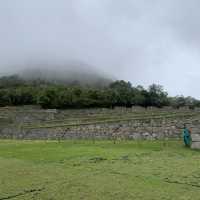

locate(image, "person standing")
[[183, 124, 191, 147]]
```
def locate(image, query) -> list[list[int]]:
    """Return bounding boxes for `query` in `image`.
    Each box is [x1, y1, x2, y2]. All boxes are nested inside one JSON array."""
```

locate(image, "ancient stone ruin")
[[1, 106, 200, 149], [191, 133, 200, 149], [191, 125, 200, 149]]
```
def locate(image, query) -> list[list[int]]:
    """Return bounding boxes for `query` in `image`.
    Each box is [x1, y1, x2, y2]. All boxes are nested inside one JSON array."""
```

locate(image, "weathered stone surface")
[[0, 117, 189, 140], [1, 108, 200, 141], [191, 142, 200, 149], [191, 134, 200, 142]]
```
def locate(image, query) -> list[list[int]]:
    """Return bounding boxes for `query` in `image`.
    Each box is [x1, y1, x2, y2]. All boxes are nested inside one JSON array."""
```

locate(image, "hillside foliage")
[[0, 75, 199, 109]]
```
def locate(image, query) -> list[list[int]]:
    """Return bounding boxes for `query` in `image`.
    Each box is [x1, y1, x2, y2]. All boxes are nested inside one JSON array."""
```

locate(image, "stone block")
[[191, 142, 200, 149], [190, 128, 200, 134], [191, 134, 200, 142]]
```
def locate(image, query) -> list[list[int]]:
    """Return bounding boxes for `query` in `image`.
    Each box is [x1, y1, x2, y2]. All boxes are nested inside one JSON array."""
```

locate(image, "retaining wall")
[[0, 117, 198, 140]]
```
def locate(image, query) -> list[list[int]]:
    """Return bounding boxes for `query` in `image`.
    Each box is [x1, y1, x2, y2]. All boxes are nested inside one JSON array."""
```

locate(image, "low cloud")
[[0, 0, 200, 97]]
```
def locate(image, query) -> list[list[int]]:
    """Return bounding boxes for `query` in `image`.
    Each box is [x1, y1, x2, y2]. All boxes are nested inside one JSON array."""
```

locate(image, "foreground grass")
[[0, 140, 200, 200]]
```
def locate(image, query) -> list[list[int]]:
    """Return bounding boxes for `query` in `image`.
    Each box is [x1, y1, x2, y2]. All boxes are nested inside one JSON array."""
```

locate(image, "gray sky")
[[1, 0, 200, 97]]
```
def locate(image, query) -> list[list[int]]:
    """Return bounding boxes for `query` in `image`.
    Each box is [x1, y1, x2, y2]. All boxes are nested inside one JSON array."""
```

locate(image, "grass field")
[[0, 140, 200, 200]]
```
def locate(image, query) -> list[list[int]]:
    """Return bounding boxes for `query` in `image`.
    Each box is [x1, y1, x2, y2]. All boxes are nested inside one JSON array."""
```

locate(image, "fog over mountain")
[[1, 1, 200, 97], [18, 61, 113, 87]]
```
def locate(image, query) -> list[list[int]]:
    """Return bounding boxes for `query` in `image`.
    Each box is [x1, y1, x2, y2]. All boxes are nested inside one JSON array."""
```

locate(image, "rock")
[[191, 142, 200, 149], [191, 134, 200, 142], [1, 112, 199, 140]]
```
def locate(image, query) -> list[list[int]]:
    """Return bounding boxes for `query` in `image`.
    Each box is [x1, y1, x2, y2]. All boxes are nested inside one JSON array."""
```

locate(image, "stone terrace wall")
[[0, 116, 198, 140], [1, 106, 200, 140]]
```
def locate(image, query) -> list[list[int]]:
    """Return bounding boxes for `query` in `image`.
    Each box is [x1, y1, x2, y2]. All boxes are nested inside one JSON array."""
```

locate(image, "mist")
[[1, 1, 200, 97]]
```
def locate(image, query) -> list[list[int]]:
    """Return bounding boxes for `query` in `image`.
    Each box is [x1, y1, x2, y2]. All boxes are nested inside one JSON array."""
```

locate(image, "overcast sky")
[[0, 0, 200, 97]]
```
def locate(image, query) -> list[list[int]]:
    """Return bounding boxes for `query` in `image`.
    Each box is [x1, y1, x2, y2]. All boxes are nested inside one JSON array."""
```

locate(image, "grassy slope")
[[0, 140, 200, 200]]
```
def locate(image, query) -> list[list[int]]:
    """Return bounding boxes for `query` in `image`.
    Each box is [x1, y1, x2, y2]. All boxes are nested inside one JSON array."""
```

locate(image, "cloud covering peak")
[[1, 0, 200, 97]]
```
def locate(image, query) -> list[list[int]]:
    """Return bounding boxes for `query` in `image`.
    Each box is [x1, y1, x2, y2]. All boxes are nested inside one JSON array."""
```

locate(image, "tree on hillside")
[[132, 86, 147, 107], [0, 74, 199, 109], [148, 84, 169, 107], [170, 96, 186, 109], [109, 80, 133, 107]]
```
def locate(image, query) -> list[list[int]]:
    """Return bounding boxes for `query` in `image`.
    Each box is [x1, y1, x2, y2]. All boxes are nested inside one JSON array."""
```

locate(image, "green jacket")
[[183, 128, 191, 147]]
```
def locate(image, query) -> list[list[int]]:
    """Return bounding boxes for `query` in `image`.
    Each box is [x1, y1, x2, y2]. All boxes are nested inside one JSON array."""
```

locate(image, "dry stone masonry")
[[0, 116, 197, 140], [190, 123, 200, 149], [1, 106, 200, 150]]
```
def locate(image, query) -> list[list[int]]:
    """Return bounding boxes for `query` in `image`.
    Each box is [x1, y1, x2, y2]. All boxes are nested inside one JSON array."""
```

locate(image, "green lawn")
[[0, 140, 200, 200]]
